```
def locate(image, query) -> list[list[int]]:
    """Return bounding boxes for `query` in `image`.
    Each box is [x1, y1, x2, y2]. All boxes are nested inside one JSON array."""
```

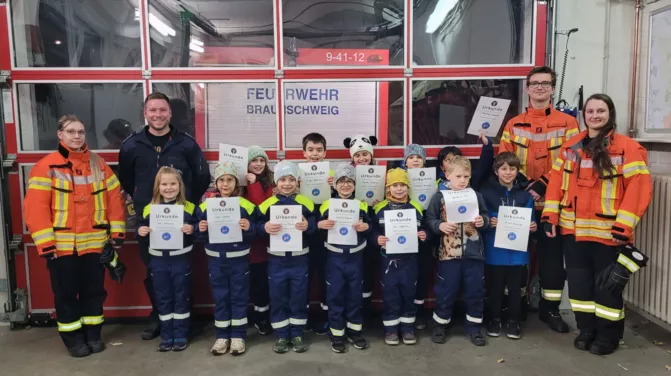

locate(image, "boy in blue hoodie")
[[480, 152, 537, 339]]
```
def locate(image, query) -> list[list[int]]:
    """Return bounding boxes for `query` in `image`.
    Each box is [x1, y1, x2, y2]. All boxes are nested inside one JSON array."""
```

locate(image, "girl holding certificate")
[[196, 162, 258, 356], [370, 168, 427, 346], [137, 167, 198, 352]]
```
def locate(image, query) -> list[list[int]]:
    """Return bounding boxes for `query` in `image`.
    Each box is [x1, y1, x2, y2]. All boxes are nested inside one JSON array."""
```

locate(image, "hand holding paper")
[[265, 222, 281, 234], [319, 219, 335, 230]]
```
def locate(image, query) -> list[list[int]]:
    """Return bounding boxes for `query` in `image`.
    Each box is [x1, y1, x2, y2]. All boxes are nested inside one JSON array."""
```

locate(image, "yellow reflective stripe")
[[106, 175, 120, 190], [575, 227, 613, 240], [330, 327, 345, 336], [544, 201, 560, 214], [110, 221, 125, 233], [595, 304, 625, 321], [81, 315, 104, 326], [570, 299, 595, 313], [552, 157, 563, 171], [409, 200, 423, 215], [566, 128, 580, 138], [109, 252, 119, 267], [541, 289, 563, 301], [549, 138, 563, 163], [259, 196, 279, 215], [319, 200, 330, 216], [32, 228, 55, 245], [184, 201, 196, 215], [93, 181, 106, 225], [215, 320, 231, 328], [513, 137, 529, 175], [295, 194, 315, 212], [231, 318, 248, 326], [617, 254, 640, 273], [199, 201, 207, 212], [239, 197, 256, 216], [28, 177, 52, 191], [622, 161, 650, 178], [53, 179, 69, 228], [374, 200, 389, 214], [616, 210, 640, 228], [347, 322, 362, 331], [57, 320, 83, 332], [600, 177, 618, 216], [575, 218, 614, 229], [501, 130, 511, 142]]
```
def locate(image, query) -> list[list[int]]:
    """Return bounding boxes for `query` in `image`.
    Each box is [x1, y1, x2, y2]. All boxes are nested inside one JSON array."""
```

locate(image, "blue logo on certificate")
[[312, 188, 320, 196], [482, 122, 490, 129], [398, 236, 406, 244], [419, 194, 426, 202], [162, 232, 171, 241], [282, 233, 291, 242], [366, 191, 374, 198], [458, 205, 467, 214], [508, 232, 517, 241], [339, 227, 348, 235], [221, 226, 229, 234]]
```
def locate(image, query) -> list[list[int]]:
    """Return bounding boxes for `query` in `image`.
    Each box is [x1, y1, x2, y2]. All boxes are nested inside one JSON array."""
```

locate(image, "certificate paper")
[[384, 209, 418, 254], [408, 168, 437, 210], [150, 204, 184, 250], [206, 197, 242, 244], [299, 162, 331, 204], [494, 206, 533, 252], [466, 96, 511, 137], [327, 199, 360, 245], [441, 189, 479, 223], [355, 165, 386, 206], [270, 205, 302, 252], [218, 143, 249, 186]]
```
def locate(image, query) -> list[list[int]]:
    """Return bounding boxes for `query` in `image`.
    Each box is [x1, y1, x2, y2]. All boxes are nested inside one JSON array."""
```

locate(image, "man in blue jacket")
[[118, 92, 211, 340]]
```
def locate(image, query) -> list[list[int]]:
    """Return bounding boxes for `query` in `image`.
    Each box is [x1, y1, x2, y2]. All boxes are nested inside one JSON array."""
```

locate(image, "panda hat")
[[343, 134, 378, 158]]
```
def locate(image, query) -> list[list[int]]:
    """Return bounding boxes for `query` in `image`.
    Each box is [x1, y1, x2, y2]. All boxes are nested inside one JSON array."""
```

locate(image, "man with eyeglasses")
[[498, 66, 580, 334]]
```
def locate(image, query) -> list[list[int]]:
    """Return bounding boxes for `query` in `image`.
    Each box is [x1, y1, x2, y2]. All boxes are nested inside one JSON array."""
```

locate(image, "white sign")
[[355, 165, 386, 206], [408, 168, 437, 210], [494, 206, 533, 252], [206, 197, 242, 244], [269, 205, 302, 252], [2, 89, 13, 123], [441, 189, 479, 223], [149, 204, 184, 250], [384, 209, 418, 254], [327, 199, 360, 245], [467, 96, 511, 137], [299, 162, 331, 204], [218, 144, 249, 186]]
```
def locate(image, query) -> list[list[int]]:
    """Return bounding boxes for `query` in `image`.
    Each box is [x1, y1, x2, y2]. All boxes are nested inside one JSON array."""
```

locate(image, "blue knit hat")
[[404, 143, 426, 162], [273, 160, 298, 184]]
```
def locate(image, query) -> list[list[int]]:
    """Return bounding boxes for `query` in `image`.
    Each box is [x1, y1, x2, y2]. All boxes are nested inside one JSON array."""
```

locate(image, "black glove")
[[107, 262, 127, 284], [100, 241, 126, 284], [597, 244, 648, 293], [40, 246, 57, 261], [543, 222, 555, 235]]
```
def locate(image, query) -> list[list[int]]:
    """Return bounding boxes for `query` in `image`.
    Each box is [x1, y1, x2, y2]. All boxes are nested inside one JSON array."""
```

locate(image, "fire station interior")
[[1, 0, 671, 374]]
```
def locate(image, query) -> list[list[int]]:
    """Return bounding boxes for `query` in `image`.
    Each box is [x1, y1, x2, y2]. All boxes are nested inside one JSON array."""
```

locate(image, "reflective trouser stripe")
[[383, 318, 400, 327], [231, 318, 248, 326], [271, 319, 289, 329], [215, 320, 231, 328], [362, 292, 372, 298], [331, 327, 345, 336], [595, 304, 625, 321], [347, 322, 362, 331], [570, 299, 595, 313], [466, 315, 483, 323], [433, 312, 451, 325], [414, 299, 424, 305], [254, 305, 270, 312], [542, 289, 563, 301], [57, 320, 82, 332], [159, 312, 191, 321], [80, 315, 104, 326], [289, 318, 307, 325], [399, 317, 416, 324]]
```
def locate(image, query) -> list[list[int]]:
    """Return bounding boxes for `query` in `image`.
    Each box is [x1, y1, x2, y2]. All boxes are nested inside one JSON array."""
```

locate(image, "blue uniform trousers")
[[268, 253, 309, 339], [380, 254, 417, 334], [149, 252, 192, 342], [325, 249, 364, 339], [207, 251, 250, 339], [433, 258, 485, 334]]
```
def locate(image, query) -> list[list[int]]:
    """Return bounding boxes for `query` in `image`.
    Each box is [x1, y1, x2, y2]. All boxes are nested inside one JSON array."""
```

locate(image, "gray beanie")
[[332, 163, 356, 188], [404, 143, 426, 162]]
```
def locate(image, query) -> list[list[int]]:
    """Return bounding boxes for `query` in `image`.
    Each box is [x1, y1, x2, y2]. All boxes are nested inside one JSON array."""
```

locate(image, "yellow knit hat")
[[386, 168, 410, 187]]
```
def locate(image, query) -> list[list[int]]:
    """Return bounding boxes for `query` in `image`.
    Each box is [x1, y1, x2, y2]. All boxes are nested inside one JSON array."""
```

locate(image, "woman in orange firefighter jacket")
[[23, 115, 126, 358], [542, 94, 652, 356]]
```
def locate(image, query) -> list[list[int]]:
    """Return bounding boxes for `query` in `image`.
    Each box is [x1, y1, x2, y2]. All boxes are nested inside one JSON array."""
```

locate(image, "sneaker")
[[273, 338, 289, 354], [230, 338, 246, 356], [402, 331, 417, 345], [68, 343, 91, 358], [431, 325, 447, 344], [539, 310, 569, 333], [255, 320, 273, 336], [87, 340, 105, 353], [415, 316, 427, 330], [574, 330, 596, 351], [384, 332, 400, 346], [506, 321, 521, 339], [292, 336, 308, 353], [347, 334, 369, 350], [486, 319, 502, 337], [469, 332, 487, 346], [158, 339, 173, 352], [314, 322, 329, 336], [211, 339, 229, 355], [172, 339, 188, 352], [331, 339, 347, 353]]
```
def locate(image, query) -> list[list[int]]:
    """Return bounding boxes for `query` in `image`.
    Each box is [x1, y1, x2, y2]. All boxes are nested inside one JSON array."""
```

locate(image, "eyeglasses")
[[336, 180, 354, 186], [527, 81, 553, 89], [62, 129, 86, 136]]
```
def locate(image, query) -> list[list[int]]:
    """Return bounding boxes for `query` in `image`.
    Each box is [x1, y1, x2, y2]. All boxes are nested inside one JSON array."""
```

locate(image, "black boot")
[[68, 343, 92, 358], [142, 312, 161, 340], [539, 310, 569, 333], [573, 330, 596, 351], [61, 330, 90, 358], [84, 324, 105, 353], [588, 338, 618, 355]]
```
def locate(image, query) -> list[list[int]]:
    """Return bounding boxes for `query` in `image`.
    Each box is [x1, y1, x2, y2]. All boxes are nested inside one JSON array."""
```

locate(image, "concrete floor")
[[2, 313, 671, 376]]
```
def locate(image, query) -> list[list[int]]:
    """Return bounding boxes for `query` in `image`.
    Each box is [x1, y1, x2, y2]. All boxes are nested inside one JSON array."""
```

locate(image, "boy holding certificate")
[[425, 156, 490, 347], [371, 168, 427, 346], [137, 167, 199, 352], [257, 161, 316, 354], [317, 164, 371, 353], [480, 152, 537, 340], [196, 162, 258, 356]]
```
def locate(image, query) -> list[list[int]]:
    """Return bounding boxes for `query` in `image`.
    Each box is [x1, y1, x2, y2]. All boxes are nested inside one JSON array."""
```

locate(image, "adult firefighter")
[[118, 92, 211, 340], [542, 93, 652, 355], [24, 115, 127, 358], [499, 66, 580, 333]]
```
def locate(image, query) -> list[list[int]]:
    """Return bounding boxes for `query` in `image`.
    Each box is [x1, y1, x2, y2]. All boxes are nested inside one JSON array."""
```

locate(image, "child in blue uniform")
[[371, 168, 428, 346], [196, 162, 258, 356], [318, 163, 371, 353], [137, 166, 198, 352], [257, 161, 316, 354]]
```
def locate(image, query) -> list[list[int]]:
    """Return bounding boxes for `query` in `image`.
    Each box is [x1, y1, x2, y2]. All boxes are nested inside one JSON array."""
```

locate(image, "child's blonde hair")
[[446, 155, 472, 175], [151, 166, 187, 205]]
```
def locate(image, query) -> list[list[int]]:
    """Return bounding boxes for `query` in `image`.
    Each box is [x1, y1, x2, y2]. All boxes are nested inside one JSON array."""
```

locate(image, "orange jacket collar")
[[525, 105, 553, 117], [58, 142, 90, 162]]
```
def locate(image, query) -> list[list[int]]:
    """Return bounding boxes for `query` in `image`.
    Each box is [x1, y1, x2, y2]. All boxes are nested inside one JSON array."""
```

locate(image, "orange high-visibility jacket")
[[499, 106, 581, 199], [24, 143, 126, 257], [541, 131, 652, 245]]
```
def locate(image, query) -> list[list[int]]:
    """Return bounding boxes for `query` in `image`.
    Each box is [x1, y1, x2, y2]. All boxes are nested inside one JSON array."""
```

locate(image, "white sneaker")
[[211, 338, 229, 355], [230, 338, 246, 356]]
